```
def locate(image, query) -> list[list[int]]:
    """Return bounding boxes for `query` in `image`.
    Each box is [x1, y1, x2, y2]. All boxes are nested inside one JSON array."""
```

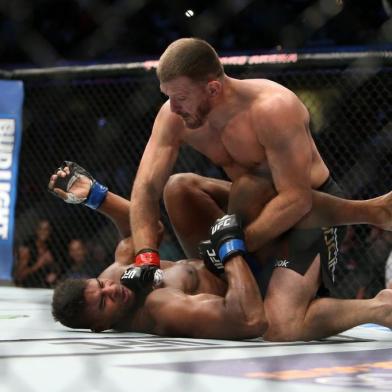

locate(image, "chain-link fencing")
[[3, 51, 392, 298]]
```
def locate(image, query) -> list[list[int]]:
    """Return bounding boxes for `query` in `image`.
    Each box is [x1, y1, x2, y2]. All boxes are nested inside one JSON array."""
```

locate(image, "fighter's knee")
[[164, 173, 198, 201], [231, 174, 275, 196], [229, 174, 277, 224], [165, 173, 199, 193], [263, 324, 303, 342], [263, 326, 291, 342], [243, 315, 269, 338], [262, 314, 306, 342]]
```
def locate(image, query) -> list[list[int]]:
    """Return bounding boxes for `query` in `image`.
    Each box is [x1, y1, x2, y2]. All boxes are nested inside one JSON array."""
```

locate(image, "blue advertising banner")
[[0, 80, 24, 280]]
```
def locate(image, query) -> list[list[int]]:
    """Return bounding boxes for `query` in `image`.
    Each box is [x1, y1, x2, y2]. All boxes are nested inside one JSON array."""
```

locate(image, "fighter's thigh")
[[263, 256, 321, 338], [163, 173, 231, 257], [229, 174, 277, 226]]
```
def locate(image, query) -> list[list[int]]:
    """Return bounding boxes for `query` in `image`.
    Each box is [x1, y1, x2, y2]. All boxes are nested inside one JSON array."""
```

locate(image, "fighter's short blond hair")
[[157, 38, 224, 83]]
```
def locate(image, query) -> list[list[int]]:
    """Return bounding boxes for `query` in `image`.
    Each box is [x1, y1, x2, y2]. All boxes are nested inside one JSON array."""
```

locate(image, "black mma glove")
[[198, 239, 224, 276], [210, 214, 247, 264], [120, 265, 163, 293], [49, 161, 108, 209], [129, 249, 161, 291]]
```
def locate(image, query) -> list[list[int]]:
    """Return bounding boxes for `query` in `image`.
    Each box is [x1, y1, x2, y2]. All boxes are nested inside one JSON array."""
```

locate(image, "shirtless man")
[[50, 163, 266, 339], [129, 38, 367, 340], [50, 162, 392, 339]]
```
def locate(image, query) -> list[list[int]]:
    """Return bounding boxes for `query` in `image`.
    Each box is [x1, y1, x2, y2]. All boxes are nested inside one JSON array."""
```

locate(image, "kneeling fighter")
[[50, 162, 392, 339]]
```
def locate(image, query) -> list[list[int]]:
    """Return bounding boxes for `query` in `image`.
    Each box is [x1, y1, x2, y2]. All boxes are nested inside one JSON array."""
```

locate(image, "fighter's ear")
[[207, 80, 221, 97]]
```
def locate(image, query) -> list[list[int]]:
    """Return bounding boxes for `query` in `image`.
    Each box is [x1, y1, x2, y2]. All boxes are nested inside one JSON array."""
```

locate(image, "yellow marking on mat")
[[245, 361, 392, 380]]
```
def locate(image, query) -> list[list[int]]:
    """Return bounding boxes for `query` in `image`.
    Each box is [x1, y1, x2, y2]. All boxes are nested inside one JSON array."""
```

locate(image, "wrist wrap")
[[218, 238, 247, 263], [85, 181, 108, 209], [135, 248, 160, 267]]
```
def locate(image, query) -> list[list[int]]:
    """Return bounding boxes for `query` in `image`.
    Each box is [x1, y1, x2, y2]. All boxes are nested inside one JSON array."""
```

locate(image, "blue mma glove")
[[50, 161, 108, 209], [120, 265, 163, 293], [198, 239, 224, 276], [210, 214, 247, 263]]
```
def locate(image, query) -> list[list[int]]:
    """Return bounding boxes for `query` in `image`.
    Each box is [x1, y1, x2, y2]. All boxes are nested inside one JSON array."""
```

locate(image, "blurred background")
[[1, 0, 391, 298], [0, 0, 391, 67]]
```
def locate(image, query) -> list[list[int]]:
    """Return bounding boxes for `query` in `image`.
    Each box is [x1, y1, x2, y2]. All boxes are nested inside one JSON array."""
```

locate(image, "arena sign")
[[0, 81, 24, 280]]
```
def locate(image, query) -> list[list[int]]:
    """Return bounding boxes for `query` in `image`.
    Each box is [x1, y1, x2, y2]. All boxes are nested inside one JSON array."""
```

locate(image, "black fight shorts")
[[272, 176, 347, 295]]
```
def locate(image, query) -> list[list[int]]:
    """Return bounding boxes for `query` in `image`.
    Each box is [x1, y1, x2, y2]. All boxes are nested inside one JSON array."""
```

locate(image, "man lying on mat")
[[50, 162, 392, 339]]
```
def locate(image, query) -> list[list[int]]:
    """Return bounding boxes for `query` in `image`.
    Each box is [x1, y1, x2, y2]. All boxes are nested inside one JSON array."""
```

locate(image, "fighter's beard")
[[182, 100, 211, 129]]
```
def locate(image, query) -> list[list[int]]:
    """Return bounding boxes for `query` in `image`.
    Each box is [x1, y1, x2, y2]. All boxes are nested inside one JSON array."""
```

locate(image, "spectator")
[[13, 219, 59, 288], [356, 230, 392, 298], [62, 238, 102, 279], [88, 241, 110, 271]]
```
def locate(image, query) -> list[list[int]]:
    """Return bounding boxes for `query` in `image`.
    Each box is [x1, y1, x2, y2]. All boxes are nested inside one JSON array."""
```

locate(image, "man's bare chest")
[[163, 261, 226, 296], [184, 123, 267, 174], [124, 262, 227, 334], [162, 262, 198, 293]]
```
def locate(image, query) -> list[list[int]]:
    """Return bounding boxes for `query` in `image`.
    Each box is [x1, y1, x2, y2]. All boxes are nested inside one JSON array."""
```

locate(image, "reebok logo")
[[274, 259, 289, 268]]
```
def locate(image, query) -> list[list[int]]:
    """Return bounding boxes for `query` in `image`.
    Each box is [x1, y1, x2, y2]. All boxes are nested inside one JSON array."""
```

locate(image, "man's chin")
[[184, 118, 204, 129]]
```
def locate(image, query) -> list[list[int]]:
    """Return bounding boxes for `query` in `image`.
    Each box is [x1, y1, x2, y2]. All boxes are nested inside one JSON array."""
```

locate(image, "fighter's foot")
[[373, 289, 392, 329], [372, 191, 392, 231]]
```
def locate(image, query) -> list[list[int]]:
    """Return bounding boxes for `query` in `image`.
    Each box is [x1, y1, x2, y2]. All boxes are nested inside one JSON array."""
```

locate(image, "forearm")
[[31, 254, 53, 272], [244, 191, 311, 252], [98, 192, 131, 238], [223, 256, 266, 331], [20, 262, 43, 277], [130, 188, 161, 251], [225, 256, 264, 325]]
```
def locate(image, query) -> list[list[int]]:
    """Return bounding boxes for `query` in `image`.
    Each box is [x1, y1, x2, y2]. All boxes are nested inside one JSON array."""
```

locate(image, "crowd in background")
[[10, 59, 391, 298], [13, 217, 392, 296], [4, 0, 392, 299], [338, 226, 392, 298], [13, 219, 108, 288], [13, 218, 183, 288]]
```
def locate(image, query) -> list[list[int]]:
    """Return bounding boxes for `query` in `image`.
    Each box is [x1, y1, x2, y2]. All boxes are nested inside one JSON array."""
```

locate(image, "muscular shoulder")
[[98, 262, 127, 281], [97, 237, 134, 280], [251, 84, 309, 144], [154, 101, 185, 141]]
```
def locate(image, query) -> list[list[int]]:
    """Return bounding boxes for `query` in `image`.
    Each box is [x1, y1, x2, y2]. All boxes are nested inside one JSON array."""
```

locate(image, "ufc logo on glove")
[[122, 269, 137, 280], [211, 216, 233, 235], [206, 249, 221, 268]]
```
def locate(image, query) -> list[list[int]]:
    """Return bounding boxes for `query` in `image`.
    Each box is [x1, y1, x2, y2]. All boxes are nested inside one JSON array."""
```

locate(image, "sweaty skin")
[[130, 77, 329, 254], [128, 66, 361, 342], [50, 165, 266, 339], [84, 239, 266, 339], [98, 256, 228, 334], [50, 165, 392, 339], [127, 40, 392, 341]]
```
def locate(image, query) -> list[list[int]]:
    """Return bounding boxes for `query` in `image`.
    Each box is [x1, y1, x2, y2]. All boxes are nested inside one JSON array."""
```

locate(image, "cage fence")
[[3, 50, 392, 298]]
